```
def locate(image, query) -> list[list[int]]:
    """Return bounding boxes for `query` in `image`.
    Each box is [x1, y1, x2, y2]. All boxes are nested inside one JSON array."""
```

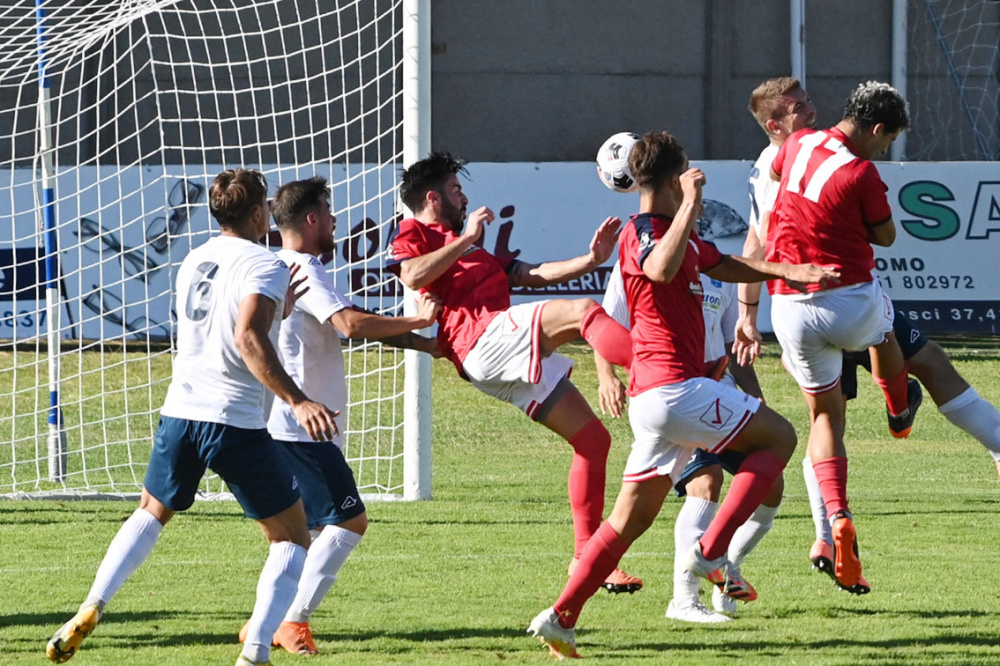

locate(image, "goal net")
[[0, 0, 426, 500], [905, 0, 1000, 160]]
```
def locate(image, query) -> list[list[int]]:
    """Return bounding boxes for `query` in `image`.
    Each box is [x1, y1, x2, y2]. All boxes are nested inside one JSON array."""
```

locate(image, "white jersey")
[[161, 235, 289, 429], [602, 262, 737, 361], [748, 143, 780, 236], [268, 249, 353, 447]]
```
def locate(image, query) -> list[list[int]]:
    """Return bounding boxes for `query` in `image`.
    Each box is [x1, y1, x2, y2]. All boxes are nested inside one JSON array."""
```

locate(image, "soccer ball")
[[596, 132, 640, 193]]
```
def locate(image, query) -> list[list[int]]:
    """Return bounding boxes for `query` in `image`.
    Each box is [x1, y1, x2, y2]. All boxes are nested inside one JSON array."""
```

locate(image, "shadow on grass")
[[1, 608, 250, 629], [611, 633, 1000, 655], [5, 613, 1000, 659], [1, 610, 249, 655]]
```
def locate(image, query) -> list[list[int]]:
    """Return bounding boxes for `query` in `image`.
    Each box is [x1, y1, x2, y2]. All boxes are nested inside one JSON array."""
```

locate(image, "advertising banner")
[[457, 160, 1000, 335], [1, 160, 997, 340]]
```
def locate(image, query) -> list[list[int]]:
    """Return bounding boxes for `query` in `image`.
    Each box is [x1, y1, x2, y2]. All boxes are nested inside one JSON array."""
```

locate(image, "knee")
[[684, 466, 724, 502], [909, 341, 949, 381], [340, 512, 368, 537], [771, 418, 798, 461], [139, 488, 174, 525], [571, 419, 611, 456], [574, 297, 599, 323]]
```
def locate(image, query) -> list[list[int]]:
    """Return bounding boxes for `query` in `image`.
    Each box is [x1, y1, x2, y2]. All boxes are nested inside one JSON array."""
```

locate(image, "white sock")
[[728, 503, 779, 567], [241, 542, 307, 664], [939, 387, 1000, 462], [284, 525, 362, 623], [673, 496, 717, 605], [802, 457, 831, 544], [83, 508, 163, 610]]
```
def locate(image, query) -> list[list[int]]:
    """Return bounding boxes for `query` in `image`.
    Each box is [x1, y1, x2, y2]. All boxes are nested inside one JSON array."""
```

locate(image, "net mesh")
[[906, 0, 1000, 160], [0, 0, 409, 499]]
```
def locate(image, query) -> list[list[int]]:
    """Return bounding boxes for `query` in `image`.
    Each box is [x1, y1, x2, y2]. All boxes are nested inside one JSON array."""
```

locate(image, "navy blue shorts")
[[841, 310, 928, 400], [145, 416, 301, 520], [674, 447, 748, 497], [277, 440, 366, 529]]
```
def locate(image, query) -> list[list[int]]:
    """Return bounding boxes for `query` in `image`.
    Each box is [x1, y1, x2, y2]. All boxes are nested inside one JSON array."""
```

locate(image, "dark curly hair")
[[843, 81, 910, 133], [399, 152, 468, 213]]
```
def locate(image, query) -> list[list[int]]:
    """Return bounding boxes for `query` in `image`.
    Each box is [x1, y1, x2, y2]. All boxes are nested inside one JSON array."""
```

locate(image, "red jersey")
[[387, 218, 513, 372], [767, 126, 892, 295], [619, 213, 724, 395]]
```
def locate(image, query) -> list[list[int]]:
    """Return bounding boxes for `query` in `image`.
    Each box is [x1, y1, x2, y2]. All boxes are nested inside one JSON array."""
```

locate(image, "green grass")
[[3, 341, 1000, 664]]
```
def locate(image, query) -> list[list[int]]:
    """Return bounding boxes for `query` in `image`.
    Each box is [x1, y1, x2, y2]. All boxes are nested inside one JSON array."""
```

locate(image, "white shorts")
[[462, 301, 574, 419], [623, 377, 760, 483], [771, 281, 894, 393]]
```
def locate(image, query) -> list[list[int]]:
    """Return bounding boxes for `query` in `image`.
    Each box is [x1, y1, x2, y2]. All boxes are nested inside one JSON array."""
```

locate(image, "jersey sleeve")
[[240, 253, 289, 306], [601, 262, 630, 329], [386, 218, 428, 269], [292, 254, 353, 323], [630, 215, 658, 270], [696, 237, 724, 272], [856, 162, 893, 226]]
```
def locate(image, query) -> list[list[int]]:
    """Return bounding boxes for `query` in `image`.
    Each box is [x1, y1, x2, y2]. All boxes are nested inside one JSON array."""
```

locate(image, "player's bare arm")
[[330, 292, 440, 339], [705, 255, 840, 291], [507, 216, 622, 288], [734, 214, 767, 366], [727, 345, 764, 400], [594, 351, 626, 418], [397, 206, 494, 290], [643, 168, 704, 283], [330, 294, 443, 356], [866, 217, 897, 247], [235, 292, 339, 441]]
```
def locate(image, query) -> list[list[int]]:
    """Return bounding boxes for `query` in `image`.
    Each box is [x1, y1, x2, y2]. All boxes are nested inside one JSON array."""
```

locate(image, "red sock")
[[568, 420, 610, 558], [874, 365, 910, 416], [580, 303, 632, 368], [700, 449, 786, 560], [553, 521, 628, 628], [811, 456, 849, 519]]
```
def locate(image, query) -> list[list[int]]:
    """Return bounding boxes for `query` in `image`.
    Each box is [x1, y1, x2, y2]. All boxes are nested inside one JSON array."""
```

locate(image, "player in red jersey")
[[739, 77, 1000, 592], [736, 81, 918, 596], [528, 131, 839, 659], [388, 152, 640, 593]]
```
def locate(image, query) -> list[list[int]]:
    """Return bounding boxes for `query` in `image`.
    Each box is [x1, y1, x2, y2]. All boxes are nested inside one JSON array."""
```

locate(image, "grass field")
[[2, 340, 1000, 665]]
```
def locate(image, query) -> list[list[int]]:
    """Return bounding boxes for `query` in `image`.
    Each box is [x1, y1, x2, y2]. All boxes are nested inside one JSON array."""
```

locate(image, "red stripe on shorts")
[[529, 304, 545, 384], [710, 409, 754, 454], [623, 468, 661, 483], [801, 375, 842, 395]]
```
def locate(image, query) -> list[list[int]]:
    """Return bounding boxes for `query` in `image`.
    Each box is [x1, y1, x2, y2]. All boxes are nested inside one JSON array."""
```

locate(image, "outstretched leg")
[[47, 490, 172, 663]]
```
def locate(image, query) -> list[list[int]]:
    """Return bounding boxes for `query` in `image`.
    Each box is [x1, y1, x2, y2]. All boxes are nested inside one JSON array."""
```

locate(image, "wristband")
[[739, 299, 760, 307]]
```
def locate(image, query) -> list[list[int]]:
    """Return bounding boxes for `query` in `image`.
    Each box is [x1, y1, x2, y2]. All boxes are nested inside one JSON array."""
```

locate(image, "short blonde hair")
[[747, 77, 802, 130]]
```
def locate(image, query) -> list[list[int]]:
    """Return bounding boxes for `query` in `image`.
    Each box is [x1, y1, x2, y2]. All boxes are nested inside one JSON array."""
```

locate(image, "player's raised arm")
[[507, 216, 621, 288], [642, 168, 704, 283]]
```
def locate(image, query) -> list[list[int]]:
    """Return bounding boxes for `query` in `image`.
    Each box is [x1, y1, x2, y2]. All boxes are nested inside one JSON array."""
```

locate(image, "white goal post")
[[0, 0, 432, 501]]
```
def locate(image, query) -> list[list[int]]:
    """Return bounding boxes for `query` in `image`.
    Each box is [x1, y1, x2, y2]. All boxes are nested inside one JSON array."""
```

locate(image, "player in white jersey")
[[47, 169, 339, 666], [234, 176, 440, 656], [597, 264, 778, 623]]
